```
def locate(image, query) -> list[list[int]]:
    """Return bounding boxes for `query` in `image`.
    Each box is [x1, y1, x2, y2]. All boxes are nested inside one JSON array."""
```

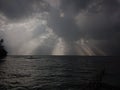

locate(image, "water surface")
[[0, 56, 120, 90]]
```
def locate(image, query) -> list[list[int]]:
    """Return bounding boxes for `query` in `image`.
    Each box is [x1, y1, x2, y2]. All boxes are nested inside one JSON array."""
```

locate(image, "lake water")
[[0, 56, 120, 90]]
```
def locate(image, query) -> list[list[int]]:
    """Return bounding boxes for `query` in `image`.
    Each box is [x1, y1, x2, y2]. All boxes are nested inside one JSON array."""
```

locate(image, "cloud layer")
[[0, 0, 120, 55]]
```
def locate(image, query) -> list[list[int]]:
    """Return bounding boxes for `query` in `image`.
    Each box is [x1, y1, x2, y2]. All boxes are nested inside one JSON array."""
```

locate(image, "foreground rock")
[[0, 39, 7, 59]]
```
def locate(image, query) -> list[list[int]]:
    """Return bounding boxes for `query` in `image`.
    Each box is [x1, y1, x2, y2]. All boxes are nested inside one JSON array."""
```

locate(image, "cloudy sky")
[[0, 0, 120, 55]]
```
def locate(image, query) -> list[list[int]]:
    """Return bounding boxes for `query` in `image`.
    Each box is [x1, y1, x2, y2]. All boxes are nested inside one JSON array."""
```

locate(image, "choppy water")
[[0, 56, 120, 90]]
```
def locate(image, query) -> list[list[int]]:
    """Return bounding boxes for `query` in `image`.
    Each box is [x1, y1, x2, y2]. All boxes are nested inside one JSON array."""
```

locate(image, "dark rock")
[[0, 39, 7, 59]]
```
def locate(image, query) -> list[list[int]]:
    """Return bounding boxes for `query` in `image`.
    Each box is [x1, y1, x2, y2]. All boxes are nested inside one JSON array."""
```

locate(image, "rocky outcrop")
[[0, 39, 7, 59]]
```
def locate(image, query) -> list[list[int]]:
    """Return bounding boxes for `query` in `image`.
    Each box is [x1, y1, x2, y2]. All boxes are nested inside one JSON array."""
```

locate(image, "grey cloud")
[[60, 0, 90, 13], [0, 0, 48, 19], [0, 0, 120, 55], [47, 8, 81, 42], [47, 0, 91, 42], [46, 0, 120, 55], [73, 0, 120, 39]]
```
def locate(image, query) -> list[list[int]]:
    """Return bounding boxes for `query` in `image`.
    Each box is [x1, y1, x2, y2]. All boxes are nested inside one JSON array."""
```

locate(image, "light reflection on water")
[[0, 56, 120, 90]]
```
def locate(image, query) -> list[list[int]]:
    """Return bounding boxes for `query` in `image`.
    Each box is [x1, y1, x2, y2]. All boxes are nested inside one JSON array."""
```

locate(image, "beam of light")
[[20, 31, 54, 55], [76, 39, 95, 56], [52, 38, 66, 55], [86, 41, 106, 56], [76, 39, 106, 56]]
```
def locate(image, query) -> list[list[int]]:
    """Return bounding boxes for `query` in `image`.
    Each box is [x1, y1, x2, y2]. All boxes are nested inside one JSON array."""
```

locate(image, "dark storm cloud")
[[0, 0, 48, 19], [47, 0, 92, 42], [102, 0, 120, 12], [58, 0, 120, 40], [0, 0, 120, 55], [86, 0, 120, 40], [47, 8, 81, 42], [60, 0, 90, 13], [47, 0, 120, 55]]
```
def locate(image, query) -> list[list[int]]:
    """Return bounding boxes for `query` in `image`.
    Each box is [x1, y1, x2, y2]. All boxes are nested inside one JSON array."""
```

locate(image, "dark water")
[[0, 56, 120, 90]]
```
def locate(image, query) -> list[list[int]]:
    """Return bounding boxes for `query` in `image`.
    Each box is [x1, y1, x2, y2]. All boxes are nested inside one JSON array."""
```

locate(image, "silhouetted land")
[[0, 39, 7, 60]]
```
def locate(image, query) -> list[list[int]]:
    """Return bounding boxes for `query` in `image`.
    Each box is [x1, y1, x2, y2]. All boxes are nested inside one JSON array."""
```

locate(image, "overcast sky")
[[0, 0, 120, 55]]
